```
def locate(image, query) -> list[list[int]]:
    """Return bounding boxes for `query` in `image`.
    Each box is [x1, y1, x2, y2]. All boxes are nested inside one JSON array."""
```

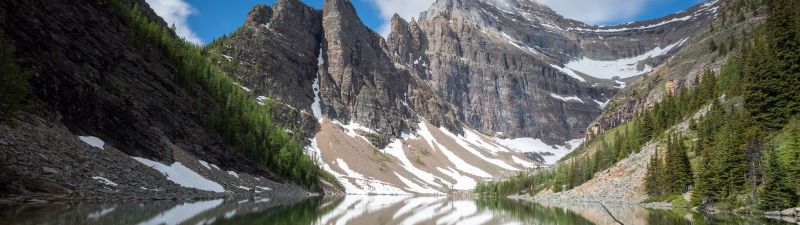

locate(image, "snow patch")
[[494, 138, 584, 164], [256, 186, 272, 191], [306, 138, 411, 195], [132, 157, 225, 193], [395, 172, 442, 194], [92, 176, 118, 187], [436, 167, 477, 190], [549, 64, 586, 82], [233, 83, 251, 92], [565, 38, 688, 79], [311, 48, 324, 120], [227, 171, 239, 179], [549, 93, 585, 103], [382, 134, 446, 193], [79, 136, 105, 149], [224, 209, 237, 219], [416, 122, 492, 178], [569, 15, 693, 33], [594, 99, 610, 108], [256, 96, 267, 105], [436, 126, 520, 171], [614, 80, 628, 89], [499, 32, 540, 55], [198, 160, 211, 170], [512, 156, 536, 168]]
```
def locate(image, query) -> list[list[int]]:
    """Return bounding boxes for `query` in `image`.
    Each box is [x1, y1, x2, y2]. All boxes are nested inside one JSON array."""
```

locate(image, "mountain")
[[0, 0, 321, 201], [0, 0, 741, 199], [205, 0, 720, 195], [417, 0, 719, 142], [479, 0, 800, 212]]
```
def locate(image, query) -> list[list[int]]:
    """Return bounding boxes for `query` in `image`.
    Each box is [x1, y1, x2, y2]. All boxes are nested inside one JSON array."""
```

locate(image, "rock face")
[[206, 0, 323, 139], [208, 0, 322, 111], [207, 0, 723, 194], [414, 0, 719, 144], [318, 0, 415, 141], [214, 0, 720, 158], [0, 0, 309, 200], [218, 0, 718, 148], [210, 0, 463, 148], [584, 0, 753, 138]]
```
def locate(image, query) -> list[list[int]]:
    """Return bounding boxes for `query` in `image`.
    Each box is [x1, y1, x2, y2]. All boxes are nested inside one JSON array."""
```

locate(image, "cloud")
[[535, 0, 648, 25], [367, 0, 435, 36], [145, 0, 203, 44]]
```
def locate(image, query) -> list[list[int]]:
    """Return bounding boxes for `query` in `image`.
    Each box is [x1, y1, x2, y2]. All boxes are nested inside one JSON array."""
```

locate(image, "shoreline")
[[508, 194, 800, 223]]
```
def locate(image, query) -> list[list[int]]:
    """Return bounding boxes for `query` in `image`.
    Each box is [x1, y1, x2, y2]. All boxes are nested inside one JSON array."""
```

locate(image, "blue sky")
[[145, 0, 706, 45]]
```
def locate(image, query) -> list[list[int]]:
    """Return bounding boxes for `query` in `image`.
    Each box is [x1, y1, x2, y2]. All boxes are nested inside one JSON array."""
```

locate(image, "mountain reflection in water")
[[0, 195, 793, 225]]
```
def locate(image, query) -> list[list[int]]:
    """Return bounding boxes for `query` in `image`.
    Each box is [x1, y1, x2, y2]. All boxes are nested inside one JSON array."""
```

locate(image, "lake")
[[0, 196, 793, 225]]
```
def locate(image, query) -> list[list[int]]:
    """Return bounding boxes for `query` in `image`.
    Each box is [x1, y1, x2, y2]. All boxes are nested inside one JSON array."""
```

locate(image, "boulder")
[[41, 167, 59, 175], [781, 208, 796, 217]]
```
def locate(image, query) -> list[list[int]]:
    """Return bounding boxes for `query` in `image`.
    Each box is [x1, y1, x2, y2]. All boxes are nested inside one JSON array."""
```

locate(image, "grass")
[[643, 194, 683, 204]]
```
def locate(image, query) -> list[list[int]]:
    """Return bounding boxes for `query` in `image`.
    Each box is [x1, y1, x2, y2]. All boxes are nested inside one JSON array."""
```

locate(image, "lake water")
[[0, 196, 793, 225]]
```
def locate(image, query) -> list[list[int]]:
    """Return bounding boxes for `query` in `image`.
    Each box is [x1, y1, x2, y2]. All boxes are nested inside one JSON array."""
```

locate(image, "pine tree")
[[759, 148, 798, 210], [717, 124, 748, 199], [746, 0, 800, 130], [666, 134, 693, 194], [641, 113, 654, 141], [781, 120, 800, 194], [709, 39, 718, 52], [645, 153, 662, 196]]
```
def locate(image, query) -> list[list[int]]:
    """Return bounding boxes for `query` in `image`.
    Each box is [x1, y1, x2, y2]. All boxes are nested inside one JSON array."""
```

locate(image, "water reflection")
[[0, 196, 793, 225]]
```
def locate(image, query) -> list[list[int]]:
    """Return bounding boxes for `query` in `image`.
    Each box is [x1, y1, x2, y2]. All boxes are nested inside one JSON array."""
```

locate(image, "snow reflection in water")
[[0, 196, 792, 225]]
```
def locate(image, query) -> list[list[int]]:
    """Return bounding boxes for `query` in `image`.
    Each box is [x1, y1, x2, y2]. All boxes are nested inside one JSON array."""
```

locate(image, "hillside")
[[0, 0, 324, 201], [480, 0, 800, 213]]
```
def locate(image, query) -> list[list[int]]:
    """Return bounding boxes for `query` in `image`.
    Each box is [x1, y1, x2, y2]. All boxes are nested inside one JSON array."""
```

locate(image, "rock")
[[26, 198, 48, 204], [765, 211, 782, 216], [41, 167, 59, 175], [782, 208, 797, 217], [0, 140, 7, 146], [778, 217, 797, 224], [205, 0, 324, 140]]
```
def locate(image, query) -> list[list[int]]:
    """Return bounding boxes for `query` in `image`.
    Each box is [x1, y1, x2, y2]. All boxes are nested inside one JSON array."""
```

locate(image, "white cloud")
[[145, 0, 203, 44], [367, 0, 435, 36], [537, 0, 704, 25], [535, 0, 648, 24]]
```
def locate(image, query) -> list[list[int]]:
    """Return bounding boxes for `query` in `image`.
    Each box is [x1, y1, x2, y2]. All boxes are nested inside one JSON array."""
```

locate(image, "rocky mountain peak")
[[245, 4, 273, 27]]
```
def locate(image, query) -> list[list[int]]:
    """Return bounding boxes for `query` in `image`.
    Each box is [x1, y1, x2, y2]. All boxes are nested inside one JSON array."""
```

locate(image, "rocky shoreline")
[[510, 194, 800, 224], [0, 114, 318, 205]]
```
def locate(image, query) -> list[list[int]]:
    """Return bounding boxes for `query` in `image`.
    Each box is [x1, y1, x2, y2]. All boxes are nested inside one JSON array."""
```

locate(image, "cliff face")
[[413, 0, 719, 144], [318, 0, 415, 142], [583, 0, 748, 138], [217, 0, 719, 147]]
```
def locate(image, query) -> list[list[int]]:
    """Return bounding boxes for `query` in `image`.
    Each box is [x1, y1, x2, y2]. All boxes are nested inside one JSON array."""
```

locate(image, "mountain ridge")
[[205, 0, 721, 194]]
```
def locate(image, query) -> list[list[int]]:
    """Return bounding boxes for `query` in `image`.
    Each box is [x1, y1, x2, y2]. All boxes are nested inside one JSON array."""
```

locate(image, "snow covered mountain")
[[206, 0, 720, 194]]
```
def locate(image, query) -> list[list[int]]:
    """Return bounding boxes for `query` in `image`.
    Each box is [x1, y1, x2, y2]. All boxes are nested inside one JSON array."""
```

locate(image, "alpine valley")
[[1, 0, 800, 224]]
